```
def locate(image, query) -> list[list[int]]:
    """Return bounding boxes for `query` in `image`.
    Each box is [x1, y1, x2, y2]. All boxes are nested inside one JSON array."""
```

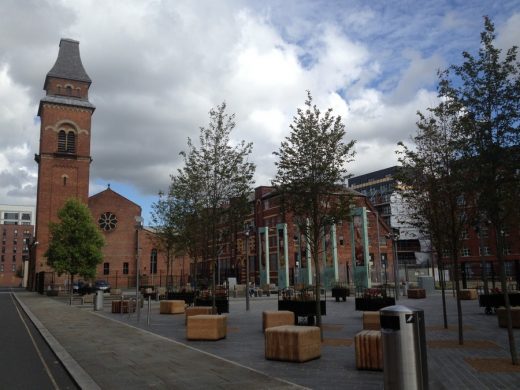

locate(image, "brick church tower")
[[33, 39, 95, 277]]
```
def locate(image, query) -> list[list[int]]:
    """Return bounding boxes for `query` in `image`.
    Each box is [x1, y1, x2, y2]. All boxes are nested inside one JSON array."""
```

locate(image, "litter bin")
[[94, 291, 104, 311], [380, 305, 428, 390]]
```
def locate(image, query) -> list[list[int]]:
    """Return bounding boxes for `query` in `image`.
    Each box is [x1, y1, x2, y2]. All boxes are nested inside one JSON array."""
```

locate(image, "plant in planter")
[[355, 286, 396, 311]]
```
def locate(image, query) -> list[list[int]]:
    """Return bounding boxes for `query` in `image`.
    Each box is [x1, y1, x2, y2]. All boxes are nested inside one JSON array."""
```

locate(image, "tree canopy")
[[45, 198, 105, 282], [273, 91, 356, 332], [167, 102, 255, 295]]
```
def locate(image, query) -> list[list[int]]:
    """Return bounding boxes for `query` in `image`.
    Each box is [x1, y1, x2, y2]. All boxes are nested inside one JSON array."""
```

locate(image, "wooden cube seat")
[[112, 300, 136, 313], [185, 306, 215, 324], [407, 288, 426, 299], [265, 325, 321, 362], [186, 314, 227, 340], [355, 330, 383, 371], [362, 311, 381, 330], [496, 307, 520, 328], [262, 310, 295, 331], [160, 300, 185, 314], [110, 288, 122, 296], [81, 294, 95, 304], [458, 289, 477, 300]]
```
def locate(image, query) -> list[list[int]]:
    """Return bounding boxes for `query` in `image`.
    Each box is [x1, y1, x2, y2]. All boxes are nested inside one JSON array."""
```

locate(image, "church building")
[[28, 39, 189, 292]]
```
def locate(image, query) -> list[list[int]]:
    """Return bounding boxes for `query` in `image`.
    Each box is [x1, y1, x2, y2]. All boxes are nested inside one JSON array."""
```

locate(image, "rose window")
[[98, 212, 118, 231]]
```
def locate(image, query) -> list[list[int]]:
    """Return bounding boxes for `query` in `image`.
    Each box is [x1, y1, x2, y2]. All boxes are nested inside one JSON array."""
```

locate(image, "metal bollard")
[[381, 305, 428, 390], [147, 296, 151, 326], [94, 291, 103, 311]]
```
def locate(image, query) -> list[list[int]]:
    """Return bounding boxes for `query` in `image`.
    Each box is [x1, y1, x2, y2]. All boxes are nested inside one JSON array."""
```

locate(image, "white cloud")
[[0, 0, 517, 217]]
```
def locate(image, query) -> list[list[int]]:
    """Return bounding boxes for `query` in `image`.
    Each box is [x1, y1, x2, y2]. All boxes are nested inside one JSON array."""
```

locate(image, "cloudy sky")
[[1, 0, 519, 224]]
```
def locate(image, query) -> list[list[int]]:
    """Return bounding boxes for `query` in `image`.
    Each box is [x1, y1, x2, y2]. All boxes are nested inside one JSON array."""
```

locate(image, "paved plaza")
[[13, 289, 520, 389]]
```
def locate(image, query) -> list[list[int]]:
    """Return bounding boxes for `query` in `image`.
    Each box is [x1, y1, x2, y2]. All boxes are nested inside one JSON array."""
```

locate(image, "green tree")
[[273, 91, 355, 335], [150, 191, 180, 289], [396, 92, 470, 344], [442, 16, 519, 364], [45, 198, 104, 304], [170, 102, 255, 309]]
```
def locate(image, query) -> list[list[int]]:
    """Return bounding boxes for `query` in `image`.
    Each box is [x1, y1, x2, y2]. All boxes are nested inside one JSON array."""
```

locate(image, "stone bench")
[[407, 288, 426, 299], [458, 289, 477, 300], [160, 300, 185, 314], [362, 311, 381, 330], [186, 314, 227, 340], [496, 307, 520, 328], [185, 306, 215, 324], [265, 325, 321, 362], [355, 330, 383, 371], [262, 310, 295, 331], [112, 300, 136, 313]]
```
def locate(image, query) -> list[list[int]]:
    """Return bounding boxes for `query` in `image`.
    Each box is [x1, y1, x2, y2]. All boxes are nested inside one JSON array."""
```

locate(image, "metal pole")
[[375, 211, 382, 284], [392, 234, 400, 301], [147, 296, 151, 326], [245, 230, 250, 311], [135, 216, 143, 323]]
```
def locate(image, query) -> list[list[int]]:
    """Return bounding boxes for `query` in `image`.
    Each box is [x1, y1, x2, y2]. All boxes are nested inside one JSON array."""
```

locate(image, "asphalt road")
[[0, 288, 78, 390]]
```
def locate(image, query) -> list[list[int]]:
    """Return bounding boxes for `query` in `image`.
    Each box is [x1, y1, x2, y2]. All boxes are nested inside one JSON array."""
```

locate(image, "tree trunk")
[[437, 252, 448, 329], [496, 228, 518, 365], [452, 251, 464, 345]]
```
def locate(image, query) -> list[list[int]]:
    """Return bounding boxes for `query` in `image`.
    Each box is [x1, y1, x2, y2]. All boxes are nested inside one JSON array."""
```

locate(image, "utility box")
[[417, 276, 435, 294], [95, 291, 104, 311], [381, 305, 428, 390]]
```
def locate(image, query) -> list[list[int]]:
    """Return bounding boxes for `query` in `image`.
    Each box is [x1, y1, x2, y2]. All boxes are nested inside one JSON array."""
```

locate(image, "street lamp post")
[[135, 216, 143, 322], [386, 230, 400, 301], [244, 227, 252, 311]]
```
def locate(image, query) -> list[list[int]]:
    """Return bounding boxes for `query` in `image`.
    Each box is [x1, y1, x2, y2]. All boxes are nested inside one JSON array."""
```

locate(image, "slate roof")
[[45, 38, 91, 85]]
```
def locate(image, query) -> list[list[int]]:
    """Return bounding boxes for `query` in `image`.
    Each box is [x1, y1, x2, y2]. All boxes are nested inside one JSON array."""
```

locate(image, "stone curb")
[[13, 293, 101, 390]]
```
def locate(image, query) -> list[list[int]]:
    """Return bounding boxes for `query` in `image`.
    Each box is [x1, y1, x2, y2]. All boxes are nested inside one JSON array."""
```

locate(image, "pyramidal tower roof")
[[45, 38, 91, 86]]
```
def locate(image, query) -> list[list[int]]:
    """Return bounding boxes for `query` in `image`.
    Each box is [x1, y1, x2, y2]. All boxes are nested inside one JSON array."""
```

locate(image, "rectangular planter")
[[194, 298, 229, 314], [278, 300, 326, 320], [331, 287, 350, 302], [355, 297, 395, 311]]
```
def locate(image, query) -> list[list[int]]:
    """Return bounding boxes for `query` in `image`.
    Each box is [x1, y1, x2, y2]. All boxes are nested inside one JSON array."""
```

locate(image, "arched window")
[[66, 132, 76, 153], [150, 249, 158, 274], [66, 85, 72, 96], [57, 130, 76, 154], [58, 130, 67, 152]]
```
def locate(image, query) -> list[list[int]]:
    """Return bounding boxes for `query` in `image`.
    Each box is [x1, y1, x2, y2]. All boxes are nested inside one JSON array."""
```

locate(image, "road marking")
[[10, 293, 60, 390]]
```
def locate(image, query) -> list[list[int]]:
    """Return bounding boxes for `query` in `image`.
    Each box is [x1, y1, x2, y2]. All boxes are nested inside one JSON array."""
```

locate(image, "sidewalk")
[[15, 290, 520, 389]]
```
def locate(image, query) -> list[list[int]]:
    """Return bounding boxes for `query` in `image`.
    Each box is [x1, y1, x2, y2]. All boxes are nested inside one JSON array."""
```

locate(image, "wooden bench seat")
[[160, 300, 185, 314], [407, 289, 426, 299], [362, 311, 381, 330], [111, 300, 136, 313], [458, 289, 477, 300], [355, 330, 383, 370], [265, 325, 321, 362], [262, 310, 295, 331], [186, 314, 227, 340], [185, 306, 215, 324]]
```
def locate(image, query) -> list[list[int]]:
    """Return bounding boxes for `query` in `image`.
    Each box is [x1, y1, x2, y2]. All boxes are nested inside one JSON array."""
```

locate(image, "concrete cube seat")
[[362, 311, 381, 330], [265, 325, 321, 362], [496, 307, 520, 328], [458, 289, 477, 300], [262, 310, 295, 331], [160, 300, 185, 314], [186, 314, 227, 340], [355, 330, 383, 371], [111, 300, 136, 313], [185, 306, 215, 324], [407, 288, 426, 299]]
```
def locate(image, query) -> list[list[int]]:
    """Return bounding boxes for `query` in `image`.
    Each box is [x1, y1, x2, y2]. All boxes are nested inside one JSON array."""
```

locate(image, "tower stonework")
[[33, 39, 95, 277]]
